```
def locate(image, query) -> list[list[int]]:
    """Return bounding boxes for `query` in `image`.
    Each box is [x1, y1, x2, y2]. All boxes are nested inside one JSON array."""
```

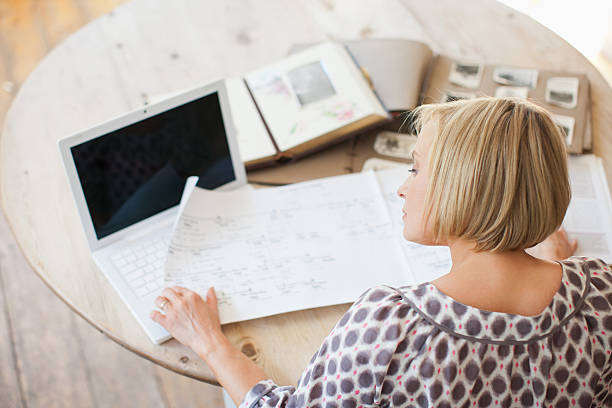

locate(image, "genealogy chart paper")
[[374, 167, 452, 283], [164, 171, 411, 324], [564, 154, 612, 262]]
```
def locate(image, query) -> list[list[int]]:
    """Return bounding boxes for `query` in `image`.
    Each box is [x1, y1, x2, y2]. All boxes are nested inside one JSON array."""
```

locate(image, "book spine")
[[342, 43, 391, 117], [242, 78, 282, 155]]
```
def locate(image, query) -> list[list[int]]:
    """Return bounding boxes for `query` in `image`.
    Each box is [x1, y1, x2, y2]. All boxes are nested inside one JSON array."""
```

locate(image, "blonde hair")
[[407, 97, 571, 252]]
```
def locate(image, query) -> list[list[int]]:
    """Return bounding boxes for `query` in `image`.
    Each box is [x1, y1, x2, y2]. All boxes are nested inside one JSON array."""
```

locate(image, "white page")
[[564, 155, 612, 262], [245, 42, 387, 152], [374, 167, 452, 283], [374, 157, 612, 269], [164, 171, 410, 324], [173, 177, 255, 230], [225, 77, 277, 163]]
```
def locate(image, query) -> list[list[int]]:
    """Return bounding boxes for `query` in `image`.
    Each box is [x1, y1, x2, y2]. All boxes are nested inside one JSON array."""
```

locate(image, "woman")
[[150, 97, 612, 407]]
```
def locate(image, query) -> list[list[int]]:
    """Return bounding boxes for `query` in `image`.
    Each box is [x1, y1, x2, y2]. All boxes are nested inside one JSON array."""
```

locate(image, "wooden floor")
[[0, 1, 223, 407], [2, 1, 612, 408]]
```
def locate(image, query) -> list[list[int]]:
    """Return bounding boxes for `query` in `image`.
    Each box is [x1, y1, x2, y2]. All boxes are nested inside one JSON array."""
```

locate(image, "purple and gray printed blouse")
[[238, 257, 612, 407]]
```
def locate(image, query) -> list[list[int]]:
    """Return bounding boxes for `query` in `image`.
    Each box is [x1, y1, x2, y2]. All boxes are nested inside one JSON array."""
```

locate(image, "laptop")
[[58, 80, 247, 344]]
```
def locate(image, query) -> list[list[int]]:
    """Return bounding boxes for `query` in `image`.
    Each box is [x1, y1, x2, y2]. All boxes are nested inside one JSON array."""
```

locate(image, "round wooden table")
[[2, 0, 612, 386]]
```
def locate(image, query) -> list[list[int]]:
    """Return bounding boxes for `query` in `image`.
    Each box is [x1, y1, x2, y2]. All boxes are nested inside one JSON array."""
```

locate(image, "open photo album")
[[244, 38, 591, 168], [226, 42, 391, 169]]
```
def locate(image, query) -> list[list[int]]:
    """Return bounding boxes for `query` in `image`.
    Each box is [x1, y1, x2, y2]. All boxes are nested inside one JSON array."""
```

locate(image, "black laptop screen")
[[71, 91, 236, 239]]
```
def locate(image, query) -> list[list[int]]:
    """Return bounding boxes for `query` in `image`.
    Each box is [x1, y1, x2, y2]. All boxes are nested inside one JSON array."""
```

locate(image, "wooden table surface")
[[2, 0, 612, 386]]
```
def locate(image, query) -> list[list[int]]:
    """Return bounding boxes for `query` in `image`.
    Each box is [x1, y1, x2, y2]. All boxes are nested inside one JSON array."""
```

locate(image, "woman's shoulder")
[[562, 256, 612, 317], [345, 283, 433, 325], [560, 255, 610, 275], [328, 284, 432, 350], [560, 256, 612, 303], [341, 284, 420, 324]]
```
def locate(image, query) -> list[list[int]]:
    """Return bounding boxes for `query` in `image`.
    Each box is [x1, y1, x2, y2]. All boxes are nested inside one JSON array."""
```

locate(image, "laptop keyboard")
[[110, 234, 169, 299]]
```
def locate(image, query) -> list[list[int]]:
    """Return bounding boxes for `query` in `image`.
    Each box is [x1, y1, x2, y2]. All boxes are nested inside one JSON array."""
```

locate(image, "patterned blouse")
[[238, 257, 612, 407]]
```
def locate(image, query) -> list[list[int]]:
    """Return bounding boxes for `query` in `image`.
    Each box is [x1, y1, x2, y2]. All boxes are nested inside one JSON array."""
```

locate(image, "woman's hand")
[[151, 286, 269, 405], [526, 226, 578, 261], [150, 286, 224, 355]]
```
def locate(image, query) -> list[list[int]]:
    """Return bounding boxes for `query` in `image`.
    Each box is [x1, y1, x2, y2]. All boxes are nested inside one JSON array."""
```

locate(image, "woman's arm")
[[150, 286, 267, 406], [150, 285, 402, 407], [525, 226, 578, 261], [197, 334, 269, 406]]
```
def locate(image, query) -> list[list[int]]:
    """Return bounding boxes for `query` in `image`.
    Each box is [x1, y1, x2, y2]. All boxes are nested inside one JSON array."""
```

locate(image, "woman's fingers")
[[150, 310, 168, 327], [207, 287, 218, 307], [171, 286, 190, 296], [161, 287, 182, 306], [155, 296, 169, 309], [171, 285, 217, 306]]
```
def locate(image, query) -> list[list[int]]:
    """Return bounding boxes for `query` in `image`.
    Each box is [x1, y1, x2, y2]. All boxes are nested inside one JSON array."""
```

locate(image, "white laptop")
[[58, 80, 247, 344]]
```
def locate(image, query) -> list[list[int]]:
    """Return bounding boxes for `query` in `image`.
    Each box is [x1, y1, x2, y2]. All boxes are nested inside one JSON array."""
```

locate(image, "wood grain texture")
[[155, 365, 225, 408], [1, 0, 612, 388], [0, 0, 47, 128], [0, 6, 96, 405], [400, 0, 612, 185], [0, 0, 426, 385], [32, 0, 87, 49], [0, 212, 97, 408], [73, 315, 168, 408], [0, 0, 223, 405], [0, 220, 24, 408], [0, 1, 47, 84], [75, 0, 126, 21]]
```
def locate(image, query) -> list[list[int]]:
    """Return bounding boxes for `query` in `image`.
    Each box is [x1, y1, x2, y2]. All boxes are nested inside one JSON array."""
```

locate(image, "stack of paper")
[[564, 155, 612, 259], [164, 170, 450, 324], [164, 155, 612, 324]]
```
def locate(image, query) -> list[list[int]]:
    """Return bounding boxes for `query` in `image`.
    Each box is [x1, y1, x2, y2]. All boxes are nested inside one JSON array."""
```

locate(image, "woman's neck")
[[447, 239, 536, 274], [432, 238, 563, 316]]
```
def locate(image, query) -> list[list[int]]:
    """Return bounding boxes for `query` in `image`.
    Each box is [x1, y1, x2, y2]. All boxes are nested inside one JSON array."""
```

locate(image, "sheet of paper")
[[163, 156, 612, 325], [245, 42, 387, 152], [564, 155, 612, 262], [225, 77, 277, 163], [449, 61, 483, 89], [164, 171, 410, 324], [374, 167, 452, 283]]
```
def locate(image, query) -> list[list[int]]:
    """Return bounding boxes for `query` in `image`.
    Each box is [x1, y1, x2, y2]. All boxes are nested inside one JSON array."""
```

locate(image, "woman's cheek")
[[401, 185, 431, 244], [402, 211, 422, 242]]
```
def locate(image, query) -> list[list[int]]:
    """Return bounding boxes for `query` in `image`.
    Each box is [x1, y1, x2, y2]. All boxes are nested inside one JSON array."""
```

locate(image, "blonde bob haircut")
[[408, 97, 571, 252]]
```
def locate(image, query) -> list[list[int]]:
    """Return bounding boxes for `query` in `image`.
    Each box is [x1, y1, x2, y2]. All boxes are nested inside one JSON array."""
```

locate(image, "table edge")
[[0, 199, 219, 385]]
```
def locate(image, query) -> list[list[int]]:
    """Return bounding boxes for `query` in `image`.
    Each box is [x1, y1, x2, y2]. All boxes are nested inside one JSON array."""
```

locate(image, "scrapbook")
[[288, 39, 591, 155], [225, 42, 391, 170]]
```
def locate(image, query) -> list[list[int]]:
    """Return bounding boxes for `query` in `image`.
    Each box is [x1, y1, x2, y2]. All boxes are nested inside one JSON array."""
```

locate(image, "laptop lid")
[[59, 79, 246, 251]]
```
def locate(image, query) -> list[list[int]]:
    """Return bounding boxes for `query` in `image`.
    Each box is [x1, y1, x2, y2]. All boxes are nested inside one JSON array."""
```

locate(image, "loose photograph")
[[441, 90, 476, 103], [551, 114, 575, 146], [448, 61, 483, 89], [546, 77, 579, 109], [494, 86, 529, 99], [493, 67, 539, 89], [287, 61, 336, 106], [373, 131, 417, 159]]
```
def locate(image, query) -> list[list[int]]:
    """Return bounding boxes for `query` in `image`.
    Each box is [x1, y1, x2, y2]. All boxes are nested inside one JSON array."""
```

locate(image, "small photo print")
[[373, 131, 417, 159], [493, 67, 539, 89], [551, 114, 575, 146], [247, 71, 292, 98], [361, 157, 409, 172], [449, 61, 483, 89], [287, 61, 336, 106], [494, 86, 529, 99], [568, 231, 610, 258], [441, 90, 476, 103], [546, 77, 579, 109]]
